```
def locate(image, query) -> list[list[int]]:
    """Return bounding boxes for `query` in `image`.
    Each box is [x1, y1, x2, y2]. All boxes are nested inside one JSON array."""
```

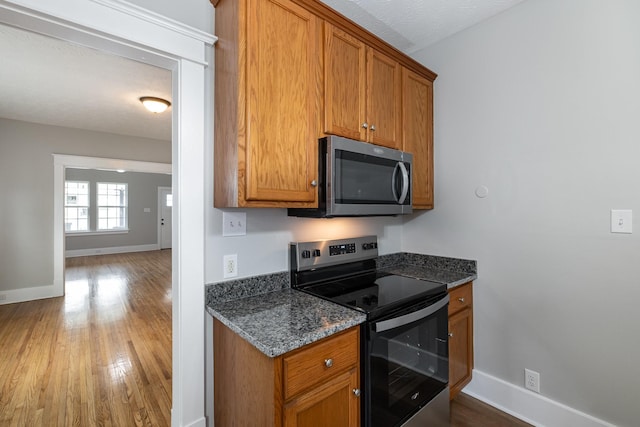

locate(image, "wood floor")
[[0, 250, 172, 427], [0, 249, 530, 427], [451, 393, 533, 427]]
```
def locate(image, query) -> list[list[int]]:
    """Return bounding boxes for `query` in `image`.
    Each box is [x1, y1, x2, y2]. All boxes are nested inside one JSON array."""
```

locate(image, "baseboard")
[[65, 244, 160, 258], [171, 413, 206, 427], [463, 369, 616, 427], [0, 284, 61, 305]]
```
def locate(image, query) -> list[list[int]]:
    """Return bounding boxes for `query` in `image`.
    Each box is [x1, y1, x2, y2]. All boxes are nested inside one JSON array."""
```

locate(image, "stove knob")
[[313, 249, 321, 257], [301, 250, 311, 259]]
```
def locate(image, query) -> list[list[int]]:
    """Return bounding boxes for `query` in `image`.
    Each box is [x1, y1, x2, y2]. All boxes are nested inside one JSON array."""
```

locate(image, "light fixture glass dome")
[[140, 96, 171, 113]]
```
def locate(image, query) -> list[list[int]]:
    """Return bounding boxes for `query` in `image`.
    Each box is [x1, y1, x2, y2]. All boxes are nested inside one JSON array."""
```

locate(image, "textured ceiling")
[[320, 0, 525, 54], [0, 1, 525, 141], [0, 24, 172, 141]]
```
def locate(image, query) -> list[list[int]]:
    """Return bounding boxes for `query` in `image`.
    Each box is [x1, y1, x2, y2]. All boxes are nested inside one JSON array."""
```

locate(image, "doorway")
[[158, 186, 173, 249], [0, 2, 212, 425]]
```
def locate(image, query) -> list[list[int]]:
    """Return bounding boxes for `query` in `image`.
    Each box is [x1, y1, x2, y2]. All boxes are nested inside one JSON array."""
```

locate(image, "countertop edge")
[[207, 296, 366, 358]]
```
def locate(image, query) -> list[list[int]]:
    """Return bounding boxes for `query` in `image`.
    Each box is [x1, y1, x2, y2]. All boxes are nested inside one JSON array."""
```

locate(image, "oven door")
[[364, 294, 449, 427]]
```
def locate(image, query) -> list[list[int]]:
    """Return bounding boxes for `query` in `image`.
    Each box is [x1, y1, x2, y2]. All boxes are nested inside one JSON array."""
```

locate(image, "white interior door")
[[158, 186, 172, 249]]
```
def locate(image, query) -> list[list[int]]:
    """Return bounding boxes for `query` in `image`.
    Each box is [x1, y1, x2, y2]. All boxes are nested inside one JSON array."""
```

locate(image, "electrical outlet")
[[223, 254, 238, 278], [525, 368, 540, 393]]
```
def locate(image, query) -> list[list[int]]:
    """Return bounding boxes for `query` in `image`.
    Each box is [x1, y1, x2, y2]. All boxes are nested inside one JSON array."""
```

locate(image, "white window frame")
[[96, 182, 129, 231], [64, 180, 90, 232]]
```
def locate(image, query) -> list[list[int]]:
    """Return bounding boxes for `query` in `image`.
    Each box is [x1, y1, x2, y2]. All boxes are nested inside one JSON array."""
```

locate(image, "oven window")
[[369, 303, 448, 427]]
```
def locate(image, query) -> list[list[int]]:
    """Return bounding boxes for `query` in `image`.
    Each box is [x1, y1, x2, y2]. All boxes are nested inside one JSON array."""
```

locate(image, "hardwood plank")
[[0, 250, 172, 427], [451, 393, 533, 427]]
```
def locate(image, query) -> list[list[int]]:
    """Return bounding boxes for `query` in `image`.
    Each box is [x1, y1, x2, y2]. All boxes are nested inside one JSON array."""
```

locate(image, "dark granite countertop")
[[207, 288, 366, 357], [205, 251, 477, 358], [377, 253, 477, 289]]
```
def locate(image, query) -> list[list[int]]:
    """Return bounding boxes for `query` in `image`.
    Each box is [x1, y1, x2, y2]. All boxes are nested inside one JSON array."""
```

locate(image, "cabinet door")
[[448, 307, 473, 400], [402, 68, 434, 209], [367, 48, 401, 149], [284, 368, 360, 427], [324, 23, 367, 141], [245, 0, 319, 203]]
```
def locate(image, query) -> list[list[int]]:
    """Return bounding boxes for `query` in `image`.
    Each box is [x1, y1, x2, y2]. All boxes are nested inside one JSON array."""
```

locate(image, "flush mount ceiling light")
[[139, 96, 171, 113]]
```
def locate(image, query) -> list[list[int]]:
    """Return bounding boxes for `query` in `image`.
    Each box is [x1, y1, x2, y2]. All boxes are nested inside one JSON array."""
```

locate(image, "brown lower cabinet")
[[448, 281, 474, 400], [214, 319, 361, 426]]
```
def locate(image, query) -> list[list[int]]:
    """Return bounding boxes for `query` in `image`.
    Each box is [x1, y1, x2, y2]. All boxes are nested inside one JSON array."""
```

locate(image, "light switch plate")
[[611, 209, 632, 233], [222, 211, 247, 236]]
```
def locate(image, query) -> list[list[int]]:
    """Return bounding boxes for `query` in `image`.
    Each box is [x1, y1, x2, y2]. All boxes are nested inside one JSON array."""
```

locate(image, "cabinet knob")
[[310, 179, 318, 187], [458, 297, 465, 303], [362, 122, 368, 129], [448, 332, 454, 337], [352, 388, 361, 397], [324, 358, 333, 368], [370, 124, 376, 131]]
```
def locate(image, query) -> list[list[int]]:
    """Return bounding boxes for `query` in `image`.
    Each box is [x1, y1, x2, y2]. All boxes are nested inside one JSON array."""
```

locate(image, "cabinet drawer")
[[283, 327, 358, 400], [448, 282, 472, 315]]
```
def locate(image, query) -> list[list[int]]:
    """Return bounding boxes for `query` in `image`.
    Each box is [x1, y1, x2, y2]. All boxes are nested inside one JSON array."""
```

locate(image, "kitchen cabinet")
[[324, 22, 402, 149], [213, 0, 321, 208], [448, 281, 474, 400], [402, 67, 434, 209], [214, 319, 361, 426], [212, 0, 436, 208]]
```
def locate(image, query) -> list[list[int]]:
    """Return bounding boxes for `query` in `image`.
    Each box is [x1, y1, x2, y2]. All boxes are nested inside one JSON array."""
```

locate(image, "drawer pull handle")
[[448, 332, 454, 337], [458, 297, 465, 303], [353, 388, 361, 397], [324, 358, 333, 368]]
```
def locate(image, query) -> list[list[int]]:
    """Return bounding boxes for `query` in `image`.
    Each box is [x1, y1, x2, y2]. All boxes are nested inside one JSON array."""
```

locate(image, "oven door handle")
[[374, 295, 449, 333]]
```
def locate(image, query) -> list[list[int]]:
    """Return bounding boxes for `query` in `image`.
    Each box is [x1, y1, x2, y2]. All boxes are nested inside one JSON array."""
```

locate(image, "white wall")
[[205, 209, 403, 281], [408, 1, 640, 426], [127, 0, 213, 34]]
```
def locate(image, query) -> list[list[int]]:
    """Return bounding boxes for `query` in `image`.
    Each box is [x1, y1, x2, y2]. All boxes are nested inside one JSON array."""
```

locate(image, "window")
[[97, 182, 128, 230], [64, 181, 90, 231]]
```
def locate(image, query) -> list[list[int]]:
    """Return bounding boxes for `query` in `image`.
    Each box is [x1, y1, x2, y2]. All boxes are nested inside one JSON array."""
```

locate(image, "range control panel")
[[291, 235, 379, 271]]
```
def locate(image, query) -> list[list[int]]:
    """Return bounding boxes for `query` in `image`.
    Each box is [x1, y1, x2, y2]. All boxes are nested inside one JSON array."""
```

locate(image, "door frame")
[[158, 186, 172, 249], [0, 1, 216, 426]]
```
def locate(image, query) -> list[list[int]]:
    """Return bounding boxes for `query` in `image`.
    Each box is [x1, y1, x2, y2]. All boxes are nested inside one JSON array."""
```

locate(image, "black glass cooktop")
[[301, 272, 446, 317]]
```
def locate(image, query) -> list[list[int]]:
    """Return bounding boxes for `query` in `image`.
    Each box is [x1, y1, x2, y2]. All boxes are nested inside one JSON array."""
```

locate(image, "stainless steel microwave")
[[289, 136, 413, 218]]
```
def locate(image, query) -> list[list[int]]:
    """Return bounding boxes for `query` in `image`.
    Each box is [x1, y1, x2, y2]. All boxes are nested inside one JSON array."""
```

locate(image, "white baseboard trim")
[[463, 369, 616, 427], [0, 284, 61, 305], [65, 244, 160, 258], [181, 416, 207, 427]]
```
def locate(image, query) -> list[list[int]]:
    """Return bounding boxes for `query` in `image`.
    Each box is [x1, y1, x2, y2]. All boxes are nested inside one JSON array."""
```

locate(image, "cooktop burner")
[[302, 272, 445, 315], [290, 236, 447, 318]]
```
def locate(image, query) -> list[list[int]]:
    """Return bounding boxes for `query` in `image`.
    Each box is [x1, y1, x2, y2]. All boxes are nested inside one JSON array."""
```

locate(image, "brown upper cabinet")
[[214, 0, 321, 208], [402, 68, 434, 209], [212, 0, 436, 208], [324, 23, 402, 149]]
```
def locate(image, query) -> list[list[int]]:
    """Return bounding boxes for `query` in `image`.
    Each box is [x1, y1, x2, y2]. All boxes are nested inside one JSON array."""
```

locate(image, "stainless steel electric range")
[[290, 236, 450, 427]]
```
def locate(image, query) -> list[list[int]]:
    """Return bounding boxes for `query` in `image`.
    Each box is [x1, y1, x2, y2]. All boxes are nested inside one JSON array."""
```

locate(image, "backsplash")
[[377, 252, 477, 274], [205, 252, 477, 305]]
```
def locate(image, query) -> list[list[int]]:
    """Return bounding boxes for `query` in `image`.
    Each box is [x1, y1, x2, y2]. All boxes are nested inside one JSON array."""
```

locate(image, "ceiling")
[[0, 0, 524, 141], [0, 24, 172, 141]]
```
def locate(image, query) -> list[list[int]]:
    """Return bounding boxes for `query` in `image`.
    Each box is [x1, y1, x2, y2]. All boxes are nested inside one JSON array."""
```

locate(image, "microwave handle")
[[374, 295, 449, 333], [393, 162, 409, 204]]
